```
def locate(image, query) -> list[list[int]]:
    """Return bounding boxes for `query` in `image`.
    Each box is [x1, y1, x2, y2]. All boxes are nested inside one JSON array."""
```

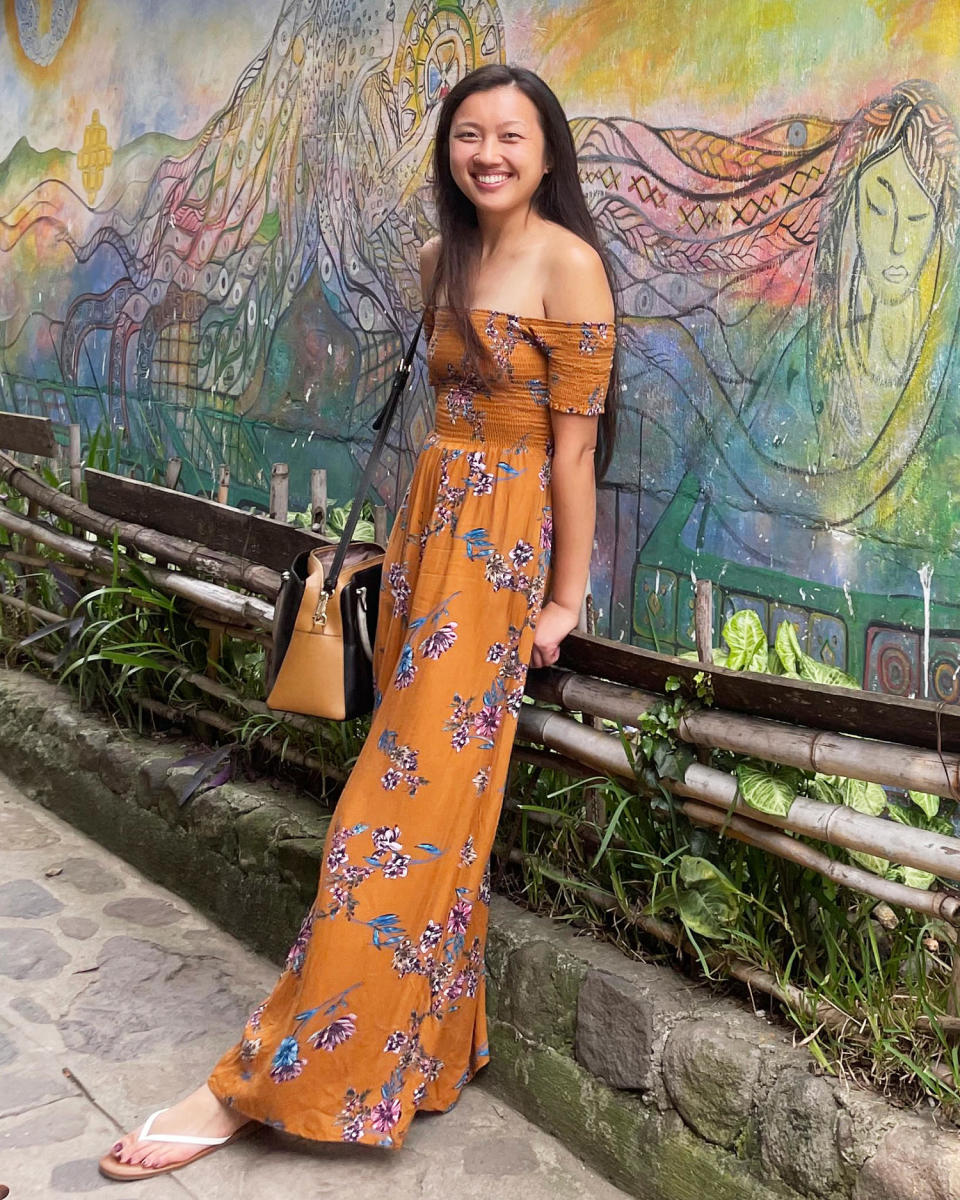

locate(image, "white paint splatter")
[[919, 562, 934, 700]]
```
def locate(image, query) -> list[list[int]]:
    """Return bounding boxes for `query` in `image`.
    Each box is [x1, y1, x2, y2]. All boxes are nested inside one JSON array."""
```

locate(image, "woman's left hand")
[[531, 600, 581, 669]]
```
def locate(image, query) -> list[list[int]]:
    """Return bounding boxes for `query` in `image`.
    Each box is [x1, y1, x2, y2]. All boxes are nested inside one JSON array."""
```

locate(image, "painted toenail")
[[113, 1142, 122, 1154]]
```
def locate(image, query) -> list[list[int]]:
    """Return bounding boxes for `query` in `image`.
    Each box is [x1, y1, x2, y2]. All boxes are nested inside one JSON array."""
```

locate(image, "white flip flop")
[[98, 1107, 253, 1181]]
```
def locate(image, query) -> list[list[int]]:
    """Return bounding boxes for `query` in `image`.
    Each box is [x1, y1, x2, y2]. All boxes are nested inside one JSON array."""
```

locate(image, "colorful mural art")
[[3, 0, 960, 702]]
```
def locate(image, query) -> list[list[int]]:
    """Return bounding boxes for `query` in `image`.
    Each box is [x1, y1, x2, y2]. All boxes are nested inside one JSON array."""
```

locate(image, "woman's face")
[[855, 144, 937, 305], [448, 85, 550, 218]]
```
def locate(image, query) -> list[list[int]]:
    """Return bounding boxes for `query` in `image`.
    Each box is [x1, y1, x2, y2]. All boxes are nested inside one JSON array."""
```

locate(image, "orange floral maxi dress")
[[207, 307, 615, 1148]]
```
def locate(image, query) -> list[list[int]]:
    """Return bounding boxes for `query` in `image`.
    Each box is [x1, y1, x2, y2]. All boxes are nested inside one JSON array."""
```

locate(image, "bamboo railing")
[[3, 435, 960, 948]]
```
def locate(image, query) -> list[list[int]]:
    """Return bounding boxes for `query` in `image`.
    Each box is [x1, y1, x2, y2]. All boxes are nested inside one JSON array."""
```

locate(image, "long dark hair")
[[431, 64, 619, 477]]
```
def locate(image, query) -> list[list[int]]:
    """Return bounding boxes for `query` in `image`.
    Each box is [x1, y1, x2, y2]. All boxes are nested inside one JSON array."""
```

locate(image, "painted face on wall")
[[854, 144, 938, 305], [448, 85, 550, 218]]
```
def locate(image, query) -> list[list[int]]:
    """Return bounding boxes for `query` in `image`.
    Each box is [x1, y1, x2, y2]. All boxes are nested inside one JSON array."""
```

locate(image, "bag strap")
[[322, 314, 425, 595]]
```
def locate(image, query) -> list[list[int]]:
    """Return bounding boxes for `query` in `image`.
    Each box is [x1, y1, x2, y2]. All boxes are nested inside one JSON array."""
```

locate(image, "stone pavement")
[[0, 770, 629, 1200]]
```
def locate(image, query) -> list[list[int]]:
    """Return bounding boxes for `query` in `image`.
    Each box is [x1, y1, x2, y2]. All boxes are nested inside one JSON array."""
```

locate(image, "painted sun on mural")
[[1, 0, 959, 701]]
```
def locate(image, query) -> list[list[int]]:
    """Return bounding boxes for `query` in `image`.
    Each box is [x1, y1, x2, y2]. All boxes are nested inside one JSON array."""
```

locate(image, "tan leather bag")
[[264, 312, 423, 721], [266, 542, 384, 720]]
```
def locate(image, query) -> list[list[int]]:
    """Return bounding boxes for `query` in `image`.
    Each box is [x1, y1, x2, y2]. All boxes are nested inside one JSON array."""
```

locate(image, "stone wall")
[[0, 666, 957, 1199]]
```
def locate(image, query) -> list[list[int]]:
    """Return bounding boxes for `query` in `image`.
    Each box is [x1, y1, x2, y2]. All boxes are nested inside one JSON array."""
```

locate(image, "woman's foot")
[[109, 1084, 250, 1172]]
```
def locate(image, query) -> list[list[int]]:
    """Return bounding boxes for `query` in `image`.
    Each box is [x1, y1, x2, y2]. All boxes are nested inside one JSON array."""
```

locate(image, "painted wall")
[[3, 0, 960, 701]]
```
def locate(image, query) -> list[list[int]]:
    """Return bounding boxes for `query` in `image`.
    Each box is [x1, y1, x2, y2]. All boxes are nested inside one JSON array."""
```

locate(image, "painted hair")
[[810, 80, 960, 453], [430, 64, 619, 477]]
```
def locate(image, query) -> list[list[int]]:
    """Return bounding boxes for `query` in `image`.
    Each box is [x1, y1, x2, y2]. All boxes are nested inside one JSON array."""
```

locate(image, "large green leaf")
[[898, 865, 936, 891], [908, 789, 941, 819], [795, 652, 858, 690], [887, 802, 954, 836], [774, 620, 803, 674], [736, 759, 804, 817], [848, 848, 890, 877], [806, 773, 843, 806], [840, 777, 888, 817], [673, 855, 741, 940], [722, 609, 768, 672]]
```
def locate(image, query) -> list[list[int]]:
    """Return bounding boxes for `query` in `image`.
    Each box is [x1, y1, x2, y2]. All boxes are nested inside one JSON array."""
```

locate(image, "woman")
[[101, 63, 617, 1179]]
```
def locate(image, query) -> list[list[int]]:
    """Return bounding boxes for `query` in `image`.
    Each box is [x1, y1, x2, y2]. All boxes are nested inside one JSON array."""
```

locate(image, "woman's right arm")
[[419, 237, 441, 307]]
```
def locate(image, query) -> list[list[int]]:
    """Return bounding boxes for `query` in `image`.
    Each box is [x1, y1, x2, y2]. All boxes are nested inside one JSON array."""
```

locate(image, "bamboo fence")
[[4, 448, 960, 995]]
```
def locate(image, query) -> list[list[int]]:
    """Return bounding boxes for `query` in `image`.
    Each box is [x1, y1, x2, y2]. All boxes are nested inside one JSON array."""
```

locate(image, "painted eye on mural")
[[748, 115, 839, 153]]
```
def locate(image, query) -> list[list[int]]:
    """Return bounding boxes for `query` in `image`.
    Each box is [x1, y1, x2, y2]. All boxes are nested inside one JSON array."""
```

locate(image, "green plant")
[[502, 608, 960, 1117]]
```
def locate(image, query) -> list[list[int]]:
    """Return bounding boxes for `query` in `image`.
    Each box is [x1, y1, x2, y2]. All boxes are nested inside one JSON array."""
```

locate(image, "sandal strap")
[[139, 1108, 236, 1147]]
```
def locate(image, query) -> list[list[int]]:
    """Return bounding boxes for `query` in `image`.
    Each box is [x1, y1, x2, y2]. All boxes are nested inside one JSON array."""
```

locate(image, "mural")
[[2, 0, 960, 702]]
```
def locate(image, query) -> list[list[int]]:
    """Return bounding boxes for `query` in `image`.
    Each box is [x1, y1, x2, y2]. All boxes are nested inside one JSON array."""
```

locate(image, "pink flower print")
[[240, 1036, 261, 1061], [506, 688, 524, 720], [247, 1002, 266, 1032], [381, 768, 403, 791], [326, 837, 347, 873], [539, 458, 552, 491], [395, 645, 417, 689], [384, 1030, 408, 1053], [509, 540, 534, 569], [383, 852, 411, 879], [284, 910, 315, 975], [421, 622, 458, 660], [340, 1115, 365, 1142], [309, 1013, 357, 1051], [460, 836, 478, 867], [396, 745, 419, 770], [372, 825, 402, 853], [419, 920, 443, 951], [451, 724, 470, 752], [474, 705, 503, 738], [472, 767, 490, 794], [486, 641, 507, 662], [330, 883, 348, 907], [371, 1098, 402, 1133], [479, 866, 491, 905], [540, 513, 553, 551], [388, 563, 410, 619], [448, 898, 473, 935], [269, 1036, 306, 1083], [392, 939, 420, 977], [413, 1082, 427, 1107]]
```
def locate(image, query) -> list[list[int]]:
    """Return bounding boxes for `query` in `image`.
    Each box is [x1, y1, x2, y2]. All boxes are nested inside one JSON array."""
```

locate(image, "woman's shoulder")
[[540, 225, 612, 323]]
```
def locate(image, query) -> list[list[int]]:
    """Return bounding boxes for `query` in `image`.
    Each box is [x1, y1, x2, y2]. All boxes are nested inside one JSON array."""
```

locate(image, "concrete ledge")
[[1, 667, 957, 1199]]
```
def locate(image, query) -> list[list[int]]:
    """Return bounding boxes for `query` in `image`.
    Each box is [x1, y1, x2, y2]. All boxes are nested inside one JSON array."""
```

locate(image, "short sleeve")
[[545, 322, 615, 416]]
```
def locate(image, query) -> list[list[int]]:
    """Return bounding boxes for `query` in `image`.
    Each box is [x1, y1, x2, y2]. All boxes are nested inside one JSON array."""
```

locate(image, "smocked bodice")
[[426, 307, 615, 449]]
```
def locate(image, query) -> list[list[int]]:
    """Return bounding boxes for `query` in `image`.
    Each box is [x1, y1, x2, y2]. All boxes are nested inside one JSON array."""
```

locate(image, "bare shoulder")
[[419, 236, 442, 304], [542, 226, 613, 324]]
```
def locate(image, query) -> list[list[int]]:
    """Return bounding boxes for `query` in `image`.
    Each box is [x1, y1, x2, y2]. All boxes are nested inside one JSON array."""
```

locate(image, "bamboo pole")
[[68, 425, 82, 501], [528, 668, 960, 800], [373, 504, 387, 547], [680, 798, 960, 923], [0, 592, 62, 625], [517, 704, 960, 919], [0, 452, 281, 598], [311, 468, 327, 534], [0, 506, 274, 630], [193, 615, 273, 649], [165, 458, 182, 490], [269, 463, 289, 523], [694, 579, 713, 666], [217, 465, 230, 505]]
